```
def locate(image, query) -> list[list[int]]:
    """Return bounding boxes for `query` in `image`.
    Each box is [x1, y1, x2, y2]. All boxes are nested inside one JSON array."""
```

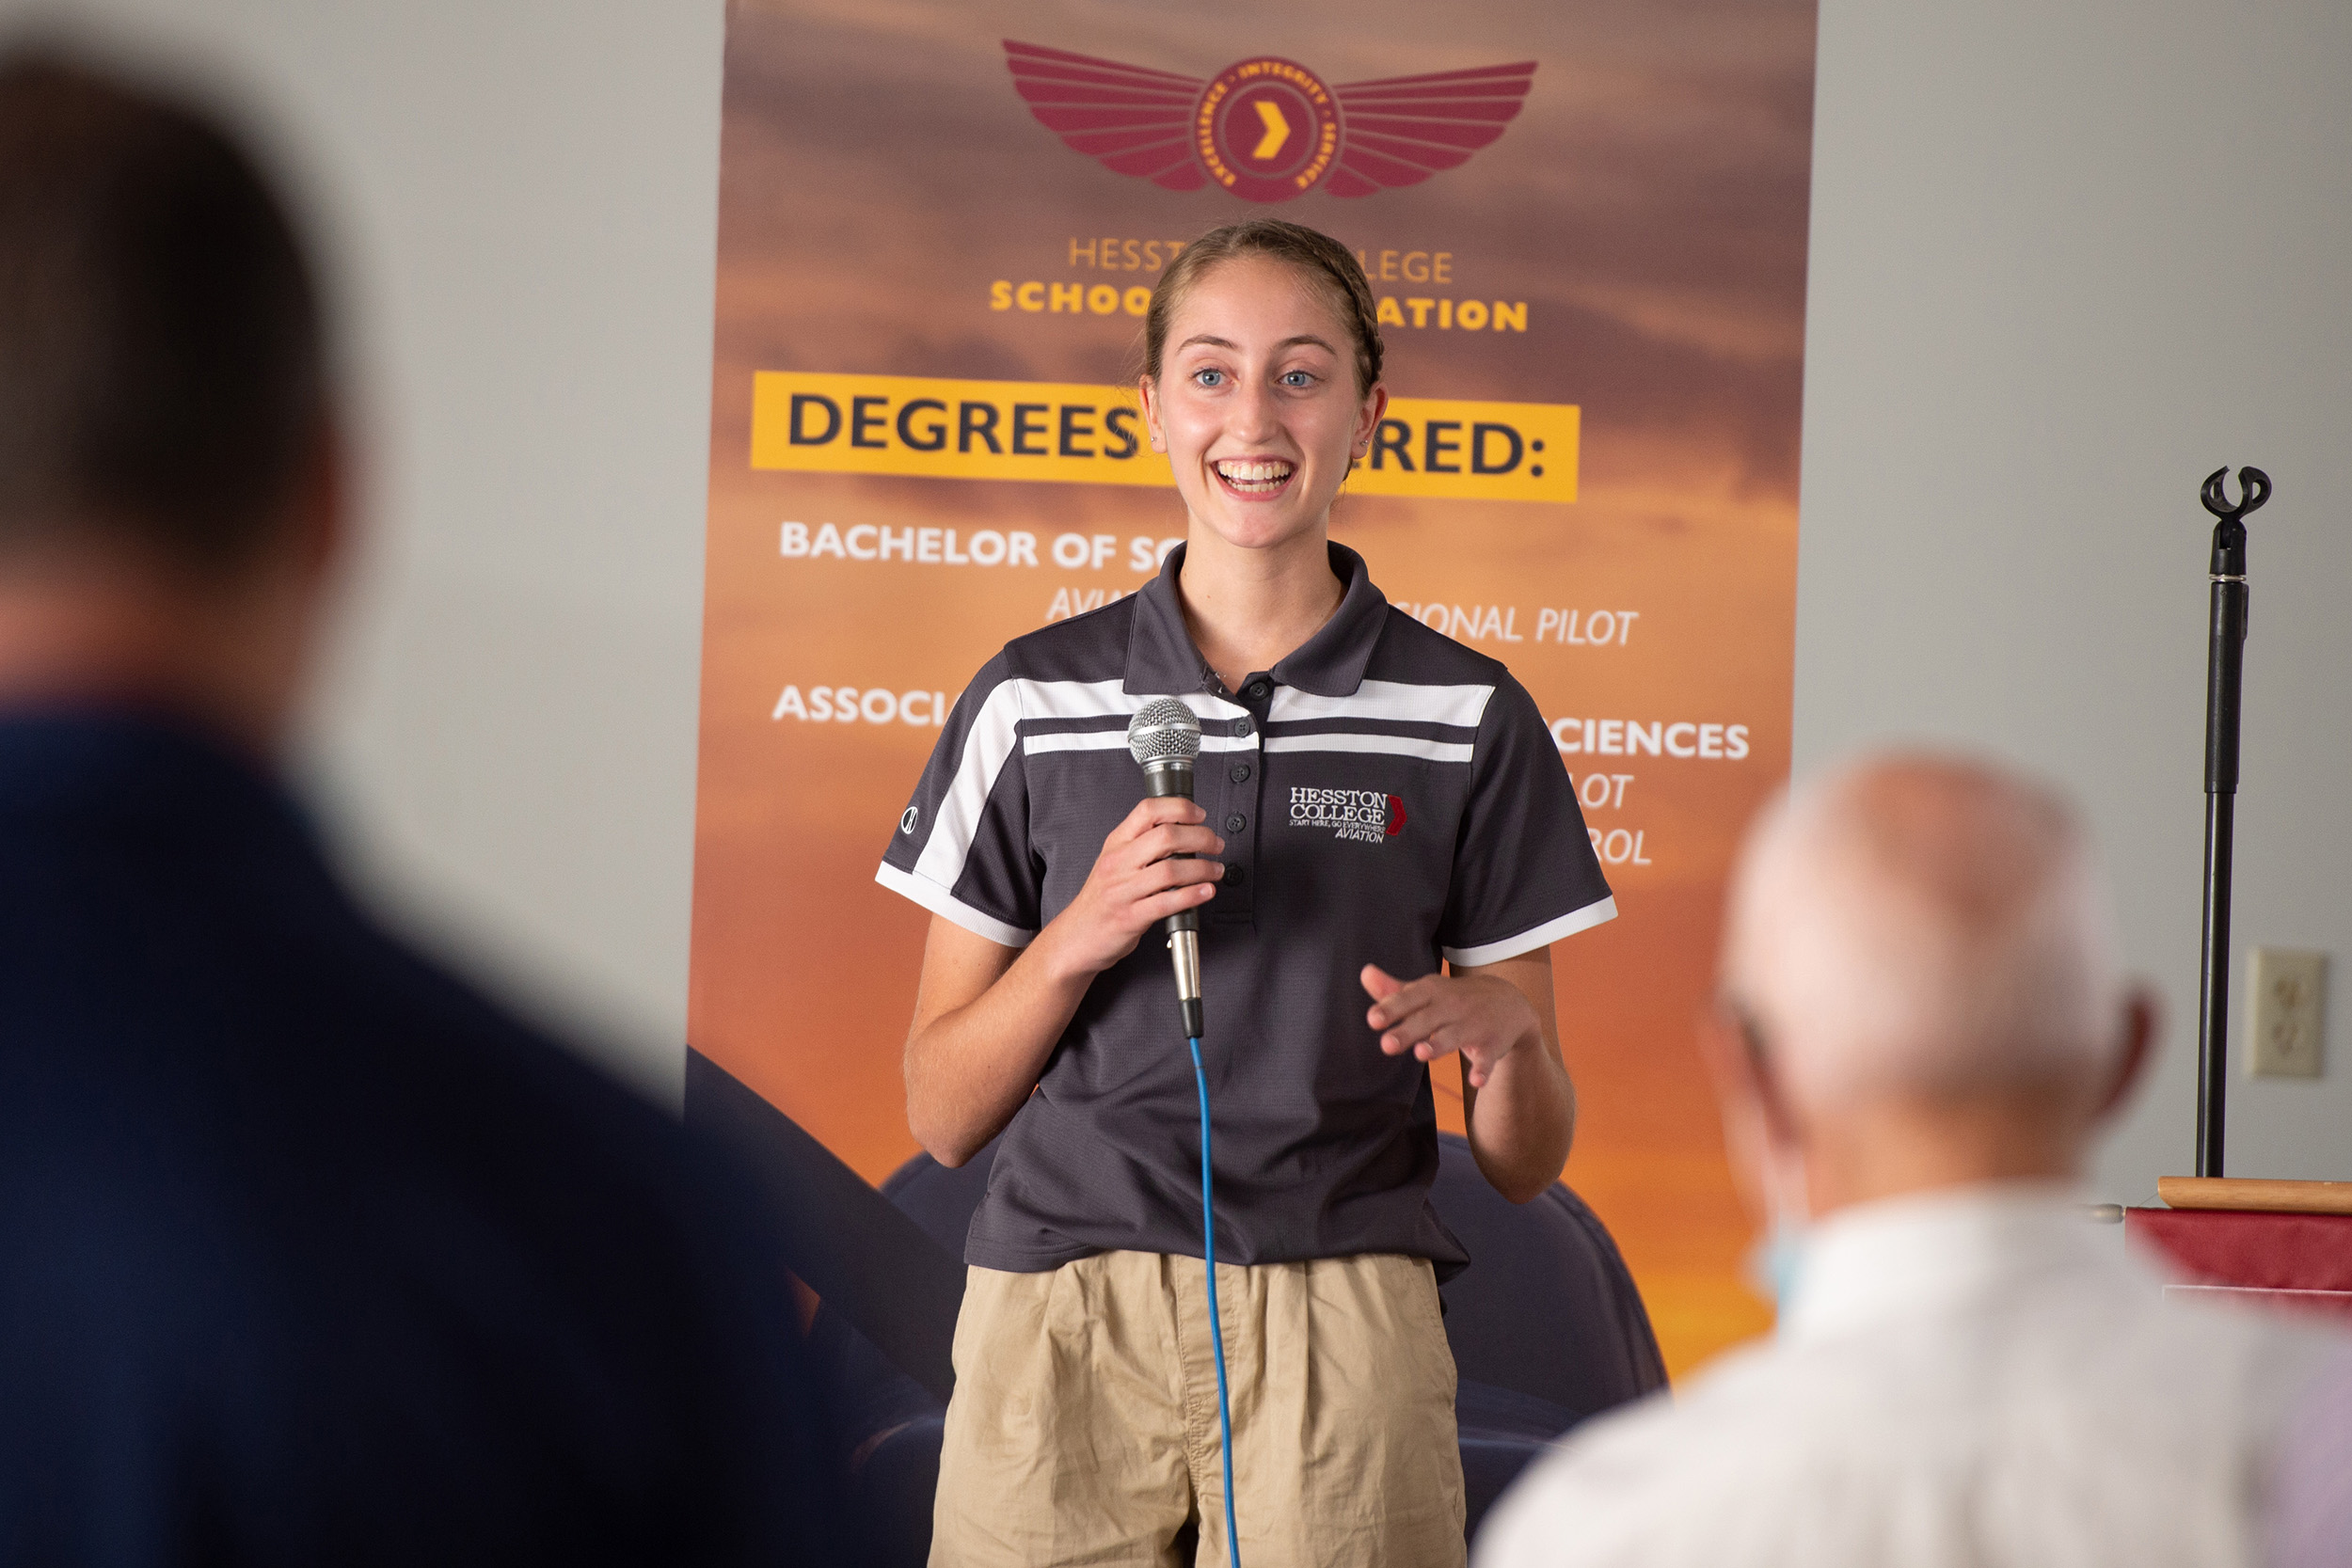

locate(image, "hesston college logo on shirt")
[[1004, 41, 1535, 204], [1291, 786, 1408, 845]]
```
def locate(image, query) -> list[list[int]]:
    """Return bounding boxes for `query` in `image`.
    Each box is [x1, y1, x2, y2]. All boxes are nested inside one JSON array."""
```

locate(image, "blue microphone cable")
[[1127, 696, 1238, 1565], [1188, 1034, 1241, 1568]]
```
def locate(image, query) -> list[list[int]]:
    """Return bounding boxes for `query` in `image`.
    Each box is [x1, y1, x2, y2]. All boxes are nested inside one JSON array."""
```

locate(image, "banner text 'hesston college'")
[[750, 372, 1578, 503]]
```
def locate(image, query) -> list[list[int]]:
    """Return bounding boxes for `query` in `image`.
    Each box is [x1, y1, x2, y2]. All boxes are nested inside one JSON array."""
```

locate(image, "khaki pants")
[[930, 1251, 1466, 1568]]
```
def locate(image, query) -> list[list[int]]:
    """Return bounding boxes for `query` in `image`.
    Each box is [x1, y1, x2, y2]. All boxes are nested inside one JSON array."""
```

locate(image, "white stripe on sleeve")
[[912, 678, 1025, 893], [1442, 895, 1618, 967], [874, 863, 1035, 948]]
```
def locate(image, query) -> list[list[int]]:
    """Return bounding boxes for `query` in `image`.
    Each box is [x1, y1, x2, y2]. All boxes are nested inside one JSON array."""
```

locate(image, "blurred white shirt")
[[1477, 1184, 2338, 1568], [2267, 1346, 2352, 1568]]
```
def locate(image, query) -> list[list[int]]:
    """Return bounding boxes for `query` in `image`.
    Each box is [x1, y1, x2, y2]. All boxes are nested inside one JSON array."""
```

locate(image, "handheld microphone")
[[1126, 697, 1205, 1039], [1128, 694, 1240, 1568]]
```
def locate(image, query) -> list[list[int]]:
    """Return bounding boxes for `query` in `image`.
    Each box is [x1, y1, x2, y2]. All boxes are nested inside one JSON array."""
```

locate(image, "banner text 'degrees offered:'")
[[750, 372, 1578, 503]]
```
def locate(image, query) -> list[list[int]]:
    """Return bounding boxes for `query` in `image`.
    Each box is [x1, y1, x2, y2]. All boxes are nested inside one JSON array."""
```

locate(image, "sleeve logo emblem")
[[1005, 40, 1536, 203], [900, 806, 921, 835]]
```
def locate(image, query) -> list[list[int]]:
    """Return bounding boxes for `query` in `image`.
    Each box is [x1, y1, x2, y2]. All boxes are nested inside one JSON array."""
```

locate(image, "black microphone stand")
[[2194, 464, 2269, 1178]]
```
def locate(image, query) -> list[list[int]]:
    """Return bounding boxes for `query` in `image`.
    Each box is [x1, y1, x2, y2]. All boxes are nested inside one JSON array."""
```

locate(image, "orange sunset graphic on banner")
[[691, 0, 1817, 1377]]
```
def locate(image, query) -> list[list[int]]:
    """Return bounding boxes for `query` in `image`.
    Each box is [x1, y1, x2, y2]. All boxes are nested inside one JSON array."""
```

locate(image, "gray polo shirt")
[[878, 543, 1614, 1277]]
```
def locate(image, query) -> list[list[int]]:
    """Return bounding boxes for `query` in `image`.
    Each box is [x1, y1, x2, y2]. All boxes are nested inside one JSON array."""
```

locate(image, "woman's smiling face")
[[1140, 254, 1385, 555]]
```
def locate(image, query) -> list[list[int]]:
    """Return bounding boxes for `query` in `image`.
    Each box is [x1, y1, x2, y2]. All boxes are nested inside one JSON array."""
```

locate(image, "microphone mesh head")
[[1126, 697, 1201, 767]]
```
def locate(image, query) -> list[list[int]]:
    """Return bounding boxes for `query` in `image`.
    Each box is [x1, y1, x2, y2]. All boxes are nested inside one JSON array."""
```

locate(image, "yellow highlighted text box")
[[749, 372, 1578, 503]]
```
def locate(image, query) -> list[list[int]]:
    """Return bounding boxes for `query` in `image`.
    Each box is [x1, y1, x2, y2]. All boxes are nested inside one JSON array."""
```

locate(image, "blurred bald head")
[[1724, 753, 2126, 1113]]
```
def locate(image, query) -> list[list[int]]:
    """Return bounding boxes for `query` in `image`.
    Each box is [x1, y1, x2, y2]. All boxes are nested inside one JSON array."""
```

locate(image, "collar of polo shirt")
[[1121, 543, 1388, 700]]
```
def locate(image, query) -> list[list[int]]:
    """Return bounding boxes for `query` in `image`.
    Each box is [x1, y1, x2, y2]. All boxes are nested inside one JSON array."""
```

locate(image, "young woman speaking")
[[880, 217, 1613, 1568]]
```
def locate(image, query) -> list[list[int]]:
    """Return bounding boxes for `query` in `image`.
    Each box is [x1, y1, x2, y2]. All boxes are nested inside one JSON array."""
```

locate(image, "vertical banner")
[[691, 0, 1816, 1375]]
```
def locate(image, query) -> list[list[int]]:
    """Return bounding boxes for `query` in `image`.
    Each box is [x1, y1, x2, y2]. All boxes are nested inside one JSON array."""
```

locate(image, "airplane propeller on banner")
[[1003, 40, 1537, 203]]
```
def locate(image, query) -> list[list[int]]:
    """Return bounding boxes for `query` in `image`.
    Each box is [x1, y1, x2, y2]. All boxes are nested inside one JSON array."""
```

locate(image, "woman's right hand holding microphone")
[[1036, 797, 1226, 983]]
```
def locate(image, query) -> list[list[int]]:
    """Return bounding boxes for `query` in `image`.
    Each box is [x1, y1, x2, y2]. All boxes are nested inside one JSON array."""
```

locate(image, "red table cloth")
[[2126, 1207, 2352, 1325]]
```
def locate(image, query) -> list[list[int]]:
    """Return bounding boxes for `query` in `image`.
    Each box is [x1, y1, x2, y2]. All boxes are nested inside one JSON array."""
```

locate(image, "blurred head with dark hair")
[[0, 46, 340, 751]]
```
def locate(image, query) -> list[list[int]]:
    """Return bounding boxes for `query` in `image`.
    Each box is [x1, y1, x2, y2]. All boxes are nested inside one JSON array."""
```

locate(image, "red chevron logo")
[[1004, 41, 1536, 203]]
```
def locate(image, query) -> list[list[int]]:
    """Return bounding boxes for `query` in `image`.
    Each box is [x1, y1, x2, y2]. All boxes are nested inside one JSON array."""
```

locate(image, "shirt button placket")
[[1219, 681, 1270, 922]]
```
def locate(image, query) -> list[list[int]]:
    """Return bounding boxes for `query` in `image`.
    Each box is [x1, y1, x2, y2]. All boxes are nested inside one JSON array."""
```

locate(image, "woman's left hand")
[[1360, 964, 1541, 1090]]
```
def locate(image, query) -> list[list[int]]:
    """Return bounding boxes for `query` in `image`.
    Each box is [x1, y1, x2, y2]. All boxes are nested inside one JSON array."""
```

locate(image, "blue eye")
[[1280, 370, 1314, 388], [1194, 369, 1225, 388]]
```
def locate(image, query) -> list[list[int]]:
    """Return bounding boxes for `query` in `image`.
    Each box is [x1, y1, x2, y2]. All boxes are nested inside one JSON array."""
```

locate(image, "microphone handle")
[[1143, 764, 1200, 937], [1143, 761, 1206, 1037]]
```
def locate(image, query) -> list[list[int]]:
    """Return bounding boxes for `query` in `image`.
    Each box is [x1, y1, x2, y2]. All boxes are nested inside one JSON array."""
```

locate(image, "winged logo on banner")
[[1003, 40, 1536, 203]]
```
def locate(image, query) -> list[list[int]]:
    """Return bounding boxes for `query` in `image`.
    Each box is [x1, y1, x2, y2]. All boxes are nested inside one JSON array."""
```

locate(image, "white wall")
[[1799, 0, 2352, 1197], [17, 0, 2349, 1192]]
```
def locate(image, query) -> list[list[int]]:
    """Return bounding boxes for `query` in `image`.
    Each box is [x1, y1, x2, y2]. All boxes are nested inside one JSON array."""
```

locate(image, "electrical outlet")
[[2247, 948, 2326, 1079]]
